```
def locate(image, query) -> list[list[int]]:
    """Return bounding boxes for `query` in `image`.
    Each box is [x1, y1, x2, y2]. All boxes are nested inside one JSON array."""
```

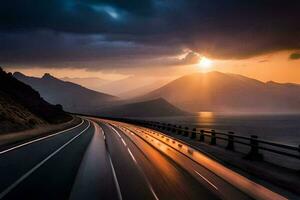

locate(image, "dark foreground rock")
[[0, 67, 71, 133]]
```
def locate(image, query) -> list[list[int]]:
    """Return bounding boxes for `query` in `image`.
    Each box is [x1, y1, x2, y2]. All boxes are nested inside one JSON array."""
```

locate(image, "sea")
[[146, 112, 300, 146]]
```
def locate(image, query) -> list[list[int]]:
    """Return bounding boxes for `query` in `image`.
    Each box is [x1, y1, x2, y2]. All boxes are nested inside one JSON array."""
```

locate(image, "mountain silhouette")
[[14, 72, 118, 113], [61, 76, 110, 92], [138, 71, 300, 113], [98, 98, 188, 118], [99, 75, 171, 98]]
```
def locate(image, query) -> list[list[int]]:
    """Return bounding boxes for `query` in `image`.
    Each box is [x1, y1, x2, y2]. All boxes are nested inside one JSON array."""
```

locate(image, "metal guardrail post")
[[191, 128, 196, 139], [162, 123, 166, 130], [199, 130, 205, 142], [177, 126, 182, 135], [184, 127, 189, 137], [156, 122, 160, 128], [246, 135, 263, 160], [172, 125, 176, 133], [167, 124, 171, 131], [156, 122, 160, 129], [210, 130, 216, 145], [226, 131, 235, 150]]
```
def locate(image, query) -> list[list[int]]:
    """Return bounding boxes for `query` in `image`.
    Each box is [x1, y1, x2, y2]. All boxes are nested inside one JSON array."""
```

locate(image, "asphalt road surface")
[[0, 117, 287, 200]]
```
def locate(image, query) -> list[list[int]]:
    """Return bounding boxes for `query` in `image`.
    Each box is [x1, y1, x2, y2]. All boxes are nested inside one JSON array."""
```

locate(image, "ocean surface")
[[146, 113, 300, 146]]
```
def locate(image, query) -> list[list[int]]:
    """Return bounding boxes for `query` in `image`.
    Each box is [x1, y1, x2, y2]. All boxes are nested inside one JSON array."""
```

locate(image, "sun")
[[198, 57, 213, 69]]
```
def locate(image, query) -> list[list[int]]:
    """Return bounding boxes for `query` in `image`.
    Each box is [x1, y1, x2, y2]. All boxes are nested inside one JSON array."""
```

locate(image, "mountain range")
[[61, 77, 109, 92], [99, 75, 171, 98], [137, 71, 300, 113], [12, 70, 300, 116], [14, 72, 118, 113]]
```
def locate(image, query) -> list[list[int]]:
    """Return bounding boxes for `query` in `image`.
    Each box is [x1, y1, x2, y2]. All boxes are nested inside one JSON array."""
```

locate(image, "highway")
[[0, 117, 287, 200]]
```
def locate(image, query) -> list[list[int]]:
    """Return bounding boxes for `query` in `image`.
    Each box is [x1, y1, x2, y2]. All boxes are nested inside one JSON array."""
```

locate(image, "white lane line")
[[194, 170, 218, 191], [109, 125, 121, 138], [108, 122, 159, 200], [100, 127, 106, 140], [123, 139, 159, 200], [126, 148, 159, 200], [0, 121, 91, 199], [0, 119, 85, 155], [108, 124, 127, 147], [108, 153, 123, 200], [149, 185, 160, 200], [127, 148, 137, 163], [121, 138, 127, 147]]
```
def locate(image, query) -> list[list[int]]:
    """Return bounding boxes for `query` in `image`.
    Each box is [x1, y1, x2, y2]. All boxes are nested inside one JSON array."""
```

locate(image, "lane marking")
[[0, 121, 91, 199], [109, 125, 121, 138], [115, 127, 159, 200], [106, 122, 159, 200], [149, 185, 160, 200], [127, 148, 137, 163], [121, 138, 127, 147], [100, 127, 106, 140], [108, 124, 127, 147], [0, 119, 85, 155], [194, 170, 218, 191], [125, 126, 220, 193], [108, 153, 123, 200], [126, 147, 159, 200]]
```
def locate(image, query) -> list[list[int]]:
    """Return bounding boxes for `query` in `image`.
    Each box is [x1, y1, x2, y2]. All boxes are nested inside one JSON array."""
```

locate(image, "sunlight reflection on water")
[[197, 112, 215, 124]]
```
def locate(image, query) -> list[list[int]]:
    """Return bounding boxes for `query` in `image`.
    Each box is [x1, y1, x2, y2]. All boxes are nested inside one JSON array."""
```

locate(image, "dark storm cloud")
[[1, 0, 300, 68], [0, 31, 181, 67]]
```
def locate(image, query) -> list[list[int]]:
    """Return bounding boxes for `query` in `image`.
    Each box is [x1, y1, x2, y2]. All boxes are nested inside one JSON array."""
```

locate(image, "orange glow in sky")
[[5, 50, 300, 85]]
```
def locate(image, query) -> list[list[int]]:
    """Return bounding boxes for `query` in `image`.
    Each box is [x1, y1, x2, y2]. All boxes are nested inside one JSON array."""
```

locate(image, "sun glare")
[[198, 57, 213, 69]]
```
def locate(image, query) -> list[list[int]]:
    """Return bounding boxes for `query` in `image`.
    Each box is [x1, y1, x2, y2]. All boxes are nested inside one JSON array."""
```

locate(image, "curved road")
[[0, 117, 286, 200]]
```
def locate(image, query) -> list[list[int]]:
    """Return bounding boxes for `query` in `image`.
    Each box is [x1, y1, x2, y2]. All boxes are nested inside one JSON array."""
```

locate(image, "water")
[[146, 112, 300, 146]]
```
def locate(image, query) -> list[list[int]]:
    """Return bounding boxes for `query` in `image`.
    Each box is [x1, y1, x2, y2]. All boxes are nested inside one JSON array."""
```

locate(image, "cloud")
[[180, 52, 200, 65], [289, 53, 300, 60], [1, 0, 300, 68]]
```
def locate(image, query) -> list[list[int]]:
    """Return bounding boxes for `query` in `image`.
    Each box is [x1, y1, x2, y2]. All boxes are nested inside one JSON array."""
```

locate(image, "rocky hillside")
[[0, 68, 71, 133]]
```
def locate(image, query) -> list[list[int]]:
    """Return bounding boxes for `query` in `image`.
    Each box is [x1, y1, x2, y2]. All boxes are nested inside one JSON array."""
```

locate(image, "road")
[[0, 117, 287, 200]]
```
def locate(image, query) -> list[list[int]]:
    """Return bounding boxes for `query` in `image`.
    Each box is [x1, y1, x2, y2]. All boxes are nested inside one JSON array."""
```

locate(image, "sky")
[[1, 0, 300, 84]]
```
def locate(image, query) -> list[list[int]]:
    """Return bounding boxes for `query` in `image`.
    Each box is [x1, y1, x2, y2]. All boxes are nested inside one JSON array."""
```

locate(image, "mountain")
[[138, 71, 300, 113], [99, 76, 172, 98], [61, 77, 110, 92], [98, 98, 188, 118], [117, 79, 171, 99], [14, 72, 118, 113], [0, 68, 70, 133]]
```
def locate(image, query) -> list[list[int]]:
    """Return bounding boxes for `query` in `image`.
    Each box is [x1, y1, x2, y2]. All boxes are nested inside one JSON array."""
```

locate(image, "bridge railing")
[[110, 118, 300, 161]]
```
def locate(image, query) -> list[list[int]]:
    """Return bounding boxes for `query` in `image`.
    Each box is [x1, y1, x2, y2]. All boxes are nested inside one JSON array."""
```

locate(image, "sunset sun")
[[198, 57, 213, 69]]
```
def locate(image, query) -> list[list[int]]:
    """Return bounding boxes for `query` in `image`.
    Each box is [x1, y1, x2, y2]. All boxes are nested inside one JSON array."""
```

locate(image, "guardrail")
[[108, 117, 300, 161]]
